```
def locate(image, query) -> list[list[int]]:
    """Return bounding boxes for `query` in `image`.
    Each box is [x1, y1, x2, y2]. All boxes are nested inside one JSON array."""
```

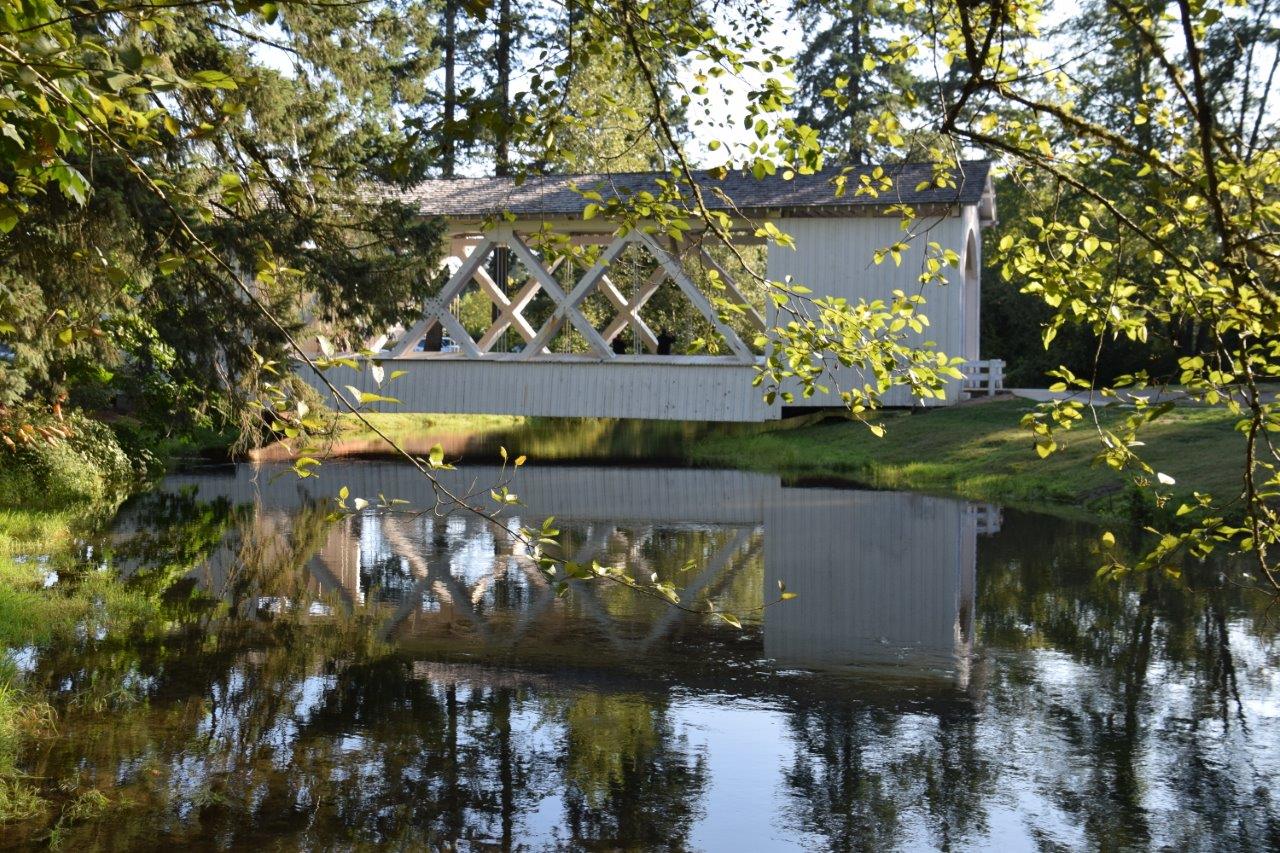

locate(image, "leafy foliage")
[[0, 0, 444, 432], [853, 0, 1280, 586]]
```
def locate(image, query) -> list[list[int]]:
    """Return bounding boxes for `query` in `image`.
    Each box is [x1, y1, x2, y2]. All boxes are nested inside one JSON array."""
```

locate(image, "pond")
[[7, 461, 1280, 849]]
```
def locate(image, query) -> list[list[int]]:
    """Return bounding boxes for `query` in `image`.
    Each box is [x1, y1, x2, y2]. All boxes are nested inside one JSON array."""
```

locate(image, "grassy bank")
[[692, 398, 1243, 518], [0, 412, 167, 822], [301, 398, 1243, 521]]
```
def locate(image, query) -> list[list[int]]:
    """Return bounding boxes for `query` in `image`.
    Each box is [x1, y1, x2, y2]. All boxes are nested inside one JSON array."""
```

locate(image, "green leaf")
[[357, 391, 400, 405], [190, 70, 238, 90], [157, 255, 184, 275]]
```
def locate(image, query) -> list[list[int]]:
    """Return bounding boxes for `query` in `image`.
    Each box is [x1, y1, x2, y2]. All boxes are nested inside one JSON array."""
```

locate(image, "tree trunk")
[[443, 0, 457, 176], [495, 0, 511, 175]]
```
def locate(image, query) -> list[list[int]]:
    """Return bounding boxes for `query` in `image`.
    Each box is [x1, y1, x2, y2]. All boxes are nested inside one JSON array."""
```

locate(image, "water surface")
[[7, 462, 1279, 850]]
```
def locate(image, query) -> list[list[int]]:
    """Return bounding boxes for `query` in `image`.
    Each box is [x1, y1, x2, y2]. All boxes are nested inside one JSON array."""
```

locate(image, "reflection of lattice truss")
[[389, 225, 766, 363], [366, 514, 762, 649]]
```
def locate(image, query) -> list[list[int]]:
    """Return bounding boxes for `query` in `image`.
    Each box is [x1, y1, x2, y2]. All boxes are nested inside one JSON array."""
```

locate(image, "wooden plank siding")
[[300, 355, 776, 422], [766, 210, 981, 408]]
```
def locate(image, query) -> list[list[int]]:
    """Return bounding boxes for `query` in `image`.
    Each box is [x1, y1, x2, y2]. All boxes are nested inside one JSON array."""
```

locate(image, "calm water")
[[7, 461, 1280, 850]]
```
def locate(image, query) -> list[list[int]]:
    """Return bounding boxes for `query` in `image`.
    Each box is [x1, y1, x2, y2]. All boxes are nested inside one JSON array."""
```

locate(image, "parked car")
[[413, 334, 461, 353]]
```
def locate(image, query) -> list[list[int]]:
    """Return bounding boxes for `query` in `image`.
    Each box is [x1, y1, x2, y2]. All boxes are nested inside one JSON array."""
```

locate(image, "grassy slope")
[[691, 398, 1244, 516]]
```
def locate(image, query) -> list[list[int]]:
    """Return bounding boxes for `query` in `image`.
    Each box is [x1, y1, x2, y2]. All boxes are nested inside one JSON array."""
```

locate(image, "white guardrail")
[[961, 358, 1006, 396]]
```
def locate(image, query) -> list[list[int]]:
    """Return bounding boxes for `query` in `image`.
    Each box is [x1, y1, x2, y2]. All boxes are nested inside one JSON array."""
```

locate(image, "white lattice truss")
[[389, 225, 766, 363]]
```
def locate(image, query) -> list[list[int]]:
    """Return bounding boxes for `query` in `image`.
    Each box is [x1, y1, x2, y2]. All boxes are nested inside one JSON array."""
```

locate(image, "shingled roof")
[[402, 160, 993, 220]]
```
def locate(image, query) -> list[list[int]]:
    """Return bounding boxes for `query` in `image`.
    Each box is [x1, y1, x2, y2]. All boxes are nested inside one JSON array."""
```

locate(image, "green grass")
[[0, 501, 163, 823], [690, 398, 1245, 518], [332, 412, 528, 444]]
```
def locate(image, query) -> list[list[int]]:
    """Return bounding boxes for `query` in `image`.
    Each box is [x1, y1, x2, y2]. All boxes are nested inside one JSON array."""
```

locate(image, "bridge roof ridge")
[[395, 160, 993, 220]]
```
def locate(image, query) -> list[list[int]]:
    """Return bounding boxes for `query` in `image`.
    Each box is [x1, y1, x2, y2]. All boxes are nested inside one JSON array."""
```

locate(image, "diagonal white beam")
[[511, 231, 617, 359], [599, 268, 662, 352], [472, 264, 511, 310], [473, 265, 539, 351], [634, 230, 755, 362], [696, 245, 766, 333], [434, 308, 483, 358], [390, 237, 495, 357]]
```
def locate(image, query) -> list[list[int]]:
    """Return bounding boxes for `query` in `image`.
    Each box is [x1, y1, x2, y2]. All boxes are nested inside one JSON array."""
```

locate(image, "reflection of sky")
[[680, 699, 818, 851]]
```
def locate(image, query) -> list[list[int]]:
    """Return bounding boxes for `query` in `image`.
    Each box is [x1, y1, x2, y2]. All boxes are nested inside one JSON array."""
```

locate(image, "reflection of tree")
[[107, 488, 238, 599], [553, 692, 708, 849], [784, 703, 991, 851], [784, 705, 899, 850], [976, 509, 1280, 850]]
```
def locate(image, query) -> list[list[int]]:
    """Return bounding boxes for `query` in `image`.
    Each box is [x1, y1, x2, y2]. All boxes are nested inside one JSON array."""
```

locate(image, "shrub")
[[0, 406, 153, 509]]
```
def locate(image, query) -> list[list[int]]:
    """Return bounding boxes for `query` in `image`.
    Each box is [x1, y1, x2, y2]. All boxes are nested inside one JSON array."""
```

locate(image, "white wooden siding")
[[299, 355, 776, 422], [766, 208, 980, 408]]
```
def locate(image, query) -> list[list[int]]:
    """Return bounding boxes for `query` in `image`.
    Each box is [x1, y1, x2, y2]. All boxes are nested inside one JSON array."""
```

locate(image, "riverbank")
[[693, 397, 1242, 519], [0, 502, 154, 822], [0, 410, 170, 822], [270, 398, 1242, 522]]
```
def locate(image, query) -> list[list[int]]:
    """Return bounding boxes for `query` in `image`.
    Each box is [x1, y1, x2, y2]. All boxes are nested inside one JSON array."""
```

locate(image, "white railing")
[[961, 358, 1005, 396], [969, 502, 1003, 536]]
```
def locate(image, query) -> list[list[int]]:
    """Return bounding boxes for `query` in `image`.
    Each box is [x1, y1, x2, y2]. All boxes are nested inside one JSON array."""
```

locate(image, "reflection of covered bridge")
[[156, 464, 1000, 679], [310, 162, 997, 421]]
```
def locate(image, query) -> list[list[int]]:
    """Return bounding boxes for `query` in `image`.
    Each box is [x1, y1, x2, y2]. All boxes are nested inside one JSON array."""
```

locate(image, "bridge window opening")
[[691, 238, 768, 352], [453, 277, 493, 343], [414, 318, 446, 353]]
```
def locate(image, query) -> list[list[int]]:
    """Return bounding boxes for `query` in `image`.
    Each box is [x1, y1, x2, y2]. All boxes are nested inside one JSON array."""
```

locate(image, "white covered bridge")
[[310, 161, 997, 421]]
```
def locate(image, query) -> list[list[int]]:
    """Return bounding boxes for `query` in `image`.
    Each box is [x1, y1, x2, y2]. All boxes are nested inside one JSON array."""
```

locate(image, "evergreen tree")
[[790, 0, 926, 164], [0, 0, 445, 430]]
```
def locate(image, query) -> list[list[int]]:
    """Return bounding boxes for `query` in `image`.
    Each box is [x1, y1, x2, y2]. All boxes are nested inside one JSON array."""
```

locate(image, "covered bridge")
[[316, 161, 997, 421]]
